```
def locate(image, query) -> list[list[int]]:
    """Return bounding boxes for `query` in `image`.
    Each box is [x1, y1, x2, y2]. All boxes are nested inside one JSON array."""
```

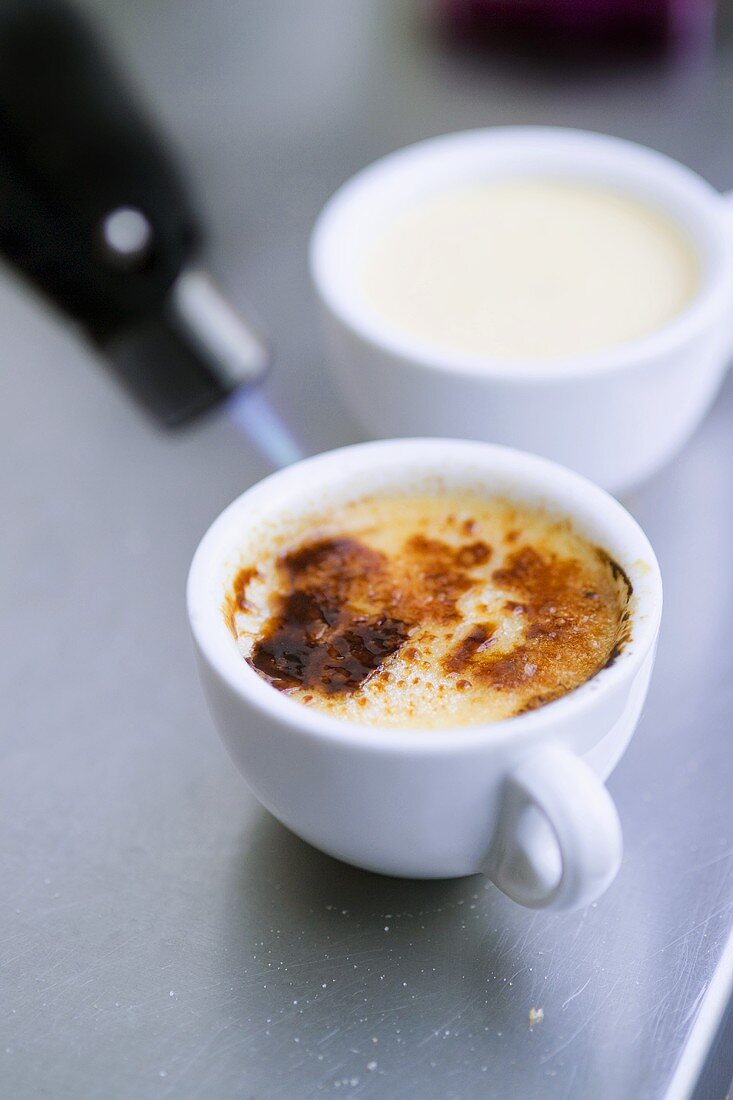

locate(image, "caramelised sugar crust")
[[224, 493, 632, 730]]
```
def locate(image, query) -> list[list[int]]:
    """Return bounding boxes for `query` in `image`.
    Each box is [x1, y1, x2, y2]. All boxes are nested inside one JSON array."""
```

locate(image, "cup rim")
[[310, 126, 733, 382], [187, 439, 663, 756]]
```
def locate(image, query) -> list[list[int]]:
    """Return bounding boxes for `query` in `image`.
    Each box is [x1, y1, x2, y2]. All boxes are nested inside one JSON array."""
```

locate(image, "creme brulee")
[[360, 180, 699, 360], [223, 492, 631, 730]]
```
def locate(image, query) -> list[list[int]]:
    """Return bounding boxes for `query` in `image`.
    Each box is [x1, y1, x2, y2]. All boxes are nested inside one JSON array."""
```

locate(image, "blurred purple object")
[[440, 0, 715, 48]]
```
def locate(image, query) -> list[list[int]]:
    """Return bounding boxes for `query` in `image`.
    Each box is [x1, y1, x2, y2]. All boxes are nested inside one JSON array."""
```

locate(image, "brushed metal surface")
[[3, 3, 733, 1097]]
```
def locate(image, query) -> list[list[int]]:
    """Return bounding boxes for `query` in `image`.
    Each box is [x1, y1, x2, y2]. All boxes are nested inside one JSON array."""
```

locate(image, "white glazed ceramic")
[[310, 128, 733, 494], [188, 439, 662, 911]]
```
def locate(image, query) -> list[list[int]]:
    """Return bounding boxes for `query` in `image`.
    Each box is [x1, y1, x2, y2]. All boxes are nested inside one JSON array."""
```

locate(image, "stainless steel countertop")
[[3, 3, 733, 1097]]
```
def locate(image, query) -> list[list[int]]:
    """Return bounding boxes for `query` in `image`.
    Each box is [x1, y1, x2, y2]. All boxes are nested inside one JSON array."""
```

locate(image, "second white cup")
[[310, 127, 733, 494]]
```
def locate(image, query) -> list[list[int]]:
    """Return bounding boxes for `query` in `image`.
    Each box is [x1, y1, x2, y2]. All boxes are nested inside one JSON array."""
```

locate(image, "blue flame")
[[226, 387, 306, 469]]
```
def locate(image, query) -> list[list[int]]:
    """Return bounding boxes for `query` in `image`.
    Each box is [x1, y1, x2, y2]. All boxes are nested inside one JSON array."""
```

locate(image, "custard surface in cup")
[[224, 492, 631, 730], [360, 180, 699, 361]]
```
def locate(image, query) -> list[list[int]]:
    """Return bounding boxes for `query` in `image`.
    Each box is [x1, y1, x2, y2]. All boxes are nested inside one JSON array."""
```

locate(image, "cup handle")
[[486, 744, 623, 911]]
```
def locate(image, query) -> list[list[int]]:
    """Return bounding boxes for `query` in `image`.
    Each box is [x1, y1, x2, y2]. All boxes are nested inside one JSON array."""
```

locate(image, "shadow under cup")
[[187, 438, 663, 911]]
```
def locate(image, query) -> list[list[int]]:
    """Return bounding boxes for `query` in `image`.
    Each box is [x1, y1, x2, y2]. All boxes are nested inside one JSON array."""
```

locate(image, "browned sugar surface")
[[224, 493, 631, 729]]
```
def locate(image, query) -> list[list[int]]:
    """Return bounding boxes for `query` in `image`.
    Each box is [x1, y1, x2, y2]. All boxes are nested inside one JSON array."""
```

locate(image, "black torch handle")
[[0, 0, 268, 424]]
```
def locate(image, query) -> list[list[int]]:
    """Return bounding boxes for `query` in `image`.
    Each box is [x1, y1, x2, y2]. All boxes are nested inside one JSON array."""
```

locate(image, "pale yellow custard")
[[361, 180, 699, 360]]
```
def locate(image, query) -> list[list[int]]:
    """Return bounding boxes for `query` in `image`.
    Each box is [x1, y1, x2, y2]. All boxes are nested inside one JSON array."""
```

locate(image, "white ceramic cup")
[[310, 127, 733, 494], [188, 439, 662, 911]]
